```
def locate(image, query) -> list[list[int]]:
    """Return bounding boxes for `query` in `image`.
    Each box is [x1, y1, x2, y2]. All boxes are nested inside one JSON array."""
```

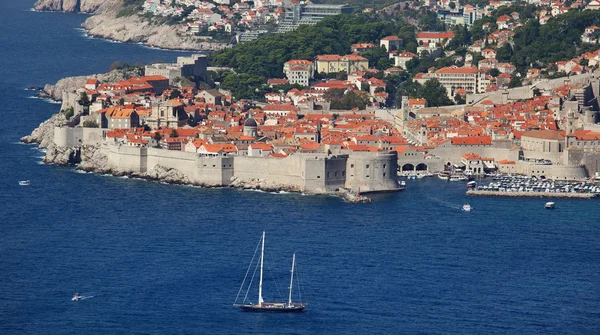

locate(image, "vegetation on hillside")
[[210, 13, 416, 98]]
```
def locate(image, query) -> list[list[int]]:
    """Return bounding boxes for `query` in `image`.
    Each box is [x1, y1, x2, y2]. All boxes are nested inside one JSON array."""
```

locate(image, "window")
[[383, 164, 387, 169], [366, 175, 370, 178], [366, 164, 370, 168], [350, 164, 354, 168], [317, 176, 321, 179], [383, 172, 386, 177]]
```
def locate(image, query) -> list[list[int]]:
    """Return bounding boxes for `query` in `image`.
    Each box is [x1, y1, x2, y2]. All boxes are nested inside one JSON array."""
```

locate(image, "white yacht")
[[18, 180, 31, 186], [545, 202, 555, 209], [462, 204, 472, 212]]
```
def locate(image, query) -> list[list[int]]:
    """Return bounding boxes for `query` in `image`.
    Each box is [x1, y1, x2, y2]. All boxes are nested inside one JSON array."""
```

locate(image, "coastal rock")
[[34, 0, 115, 13], [35, 0, 228, 51], [77, 144, 109, 173], [43, 69, 133, 101], [43, 144, 80, 166], [142, 165, 190, 184], [337, 189, 372, 203], [21, 113, 67, 148], [229, 177, 301, 193], [82, 14, 229, 51]]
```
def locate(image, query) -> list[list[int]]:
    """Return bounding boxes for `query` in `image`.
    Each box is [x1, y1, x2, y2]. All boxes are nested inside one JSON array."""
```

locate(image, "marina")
[[466, 174, 600, 198]]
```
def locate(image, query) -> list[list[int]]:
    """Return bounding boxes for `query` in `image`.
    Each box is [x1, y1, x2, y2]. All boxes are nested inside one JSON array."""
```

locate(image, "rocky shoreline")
[[33, 0, 230, 52]]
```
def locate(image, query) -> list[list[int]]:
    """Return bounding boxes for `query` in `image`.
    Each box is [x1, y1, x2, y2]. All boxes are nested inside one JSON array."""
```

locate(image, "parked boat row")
[[473, 175, 600, 195]]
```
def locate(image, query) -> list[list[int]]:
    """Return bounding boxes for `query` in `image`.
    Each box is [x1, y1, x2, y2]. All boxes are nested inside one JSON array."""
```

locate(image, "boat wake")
[[426, 195, 463, 211]]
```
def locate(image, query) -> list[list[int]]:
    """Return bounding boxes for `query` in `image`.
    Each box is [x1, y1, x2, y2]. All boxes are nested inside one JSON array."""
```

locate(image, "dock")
[[466, 190, 597, 199]]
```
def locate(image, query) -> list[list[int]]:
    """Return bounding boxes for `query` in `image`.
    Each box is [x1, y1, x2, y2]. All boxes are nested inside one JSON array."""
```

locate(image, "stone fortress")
[[53, 126, 401, 194]]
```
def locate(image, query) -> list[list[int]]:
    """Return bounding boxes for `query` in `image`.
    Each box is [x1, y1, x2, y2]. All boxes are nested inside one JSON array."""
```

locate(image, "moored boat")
[[467, 181, 477, 189]]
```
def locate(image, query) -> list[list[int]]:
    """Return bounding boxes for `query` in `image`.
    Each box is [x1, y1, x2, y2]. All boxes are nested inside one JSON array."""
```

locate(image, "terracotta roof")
[[522, 130, 565, 140]]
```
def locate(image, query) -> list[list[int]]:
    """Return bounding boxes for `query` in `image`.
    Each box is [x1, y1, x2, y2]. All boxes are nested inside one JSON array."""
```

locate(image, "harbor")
[[465, 174, 600, 198]]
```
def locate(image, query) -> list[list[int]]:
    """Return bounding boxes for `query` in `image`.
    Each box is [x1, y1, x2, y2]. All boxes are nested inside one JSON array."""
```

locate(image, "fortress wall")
[[233, 155, 306, 191], [195, 156, 234, 186], [430, 145, 519, 164], [514, 161, 587, 180], [146, 148, 198, 175], [521, 150, 563, 163], [582, 153, 600, 176], [107, 145, 146, 173], [345, 152, 400, 192], [54, 127, 104, 147]]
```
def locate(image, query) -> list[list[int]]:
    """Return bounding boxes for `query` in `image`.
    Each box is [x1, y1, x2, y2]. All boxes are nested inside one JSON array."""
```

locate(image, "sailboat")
[[234, 232, 307, 312]]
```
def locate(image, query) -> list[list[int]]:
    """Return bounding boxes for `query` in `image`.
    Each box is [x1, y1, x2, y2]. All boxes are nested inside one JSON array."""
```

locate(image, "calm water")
[[1, 1, 600, 334]]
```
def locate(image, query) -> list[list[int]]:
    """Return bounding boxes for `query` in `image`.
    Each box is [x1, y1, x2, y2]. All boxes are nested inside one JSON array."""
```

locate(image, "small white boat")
[[72, 293, 84, 301], [450, 175, 468, 182], [545, 202, 555, 209], [462, 204, 472, 212], [18, 180, 31, 186], [467, 181, 477, 189]]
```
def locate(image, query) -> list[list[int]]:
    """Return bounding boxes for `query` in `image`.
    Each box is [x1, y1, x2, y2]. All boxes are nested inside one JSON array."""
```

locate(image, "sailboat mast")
[[288, 253, 295, 306], [258, 231, 265, 306]]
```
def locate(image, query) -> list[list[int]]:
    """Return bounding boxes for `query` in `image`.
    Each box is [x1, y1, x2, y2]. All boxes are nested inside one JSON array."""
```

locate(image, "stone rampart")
[[345, 152, 400, 192], [54, 126, 104, 147]]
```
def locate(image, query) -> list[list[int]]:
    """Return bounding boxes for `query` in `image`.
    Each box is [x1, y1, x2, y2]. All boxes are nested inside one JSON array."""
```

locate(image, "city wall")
[[429, 142, 519, 165], [55, 126, 104, 147], [467, 72, 600, 105], [100, 143, 399, 193]]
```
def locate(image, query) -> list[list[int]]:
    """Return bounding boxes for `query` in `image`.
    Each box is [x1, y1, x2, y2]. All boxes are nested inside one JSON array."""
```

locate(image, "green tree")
[[454, 93, 466, 105], [170, 128, 179, 138], [169, 89, 182, 99], [489, 68, 500, 77], [82, 120, 99, 128], [508, 76, 522, 88], [63, 107, 74, 119], [496, 44, 513, 63], [419, 79, 454, 107]]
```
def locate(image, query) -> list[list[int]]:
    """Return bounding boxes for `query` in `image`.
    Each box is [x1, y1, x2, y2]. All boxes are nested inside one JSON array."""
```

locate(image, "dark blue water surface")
[[1, 1, 600, 334]]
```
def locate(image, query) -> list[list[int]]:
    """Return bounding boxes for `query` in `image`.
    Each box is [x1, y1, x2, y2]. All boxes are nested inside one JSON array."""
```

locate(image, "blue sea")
[[1, 1, 600, 333]]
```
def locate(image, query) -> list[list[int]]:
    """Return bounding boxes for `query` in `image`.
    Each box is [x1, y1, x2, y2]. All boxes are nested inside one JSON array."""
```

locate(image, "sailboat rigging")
[[234, 232, 307, 312]]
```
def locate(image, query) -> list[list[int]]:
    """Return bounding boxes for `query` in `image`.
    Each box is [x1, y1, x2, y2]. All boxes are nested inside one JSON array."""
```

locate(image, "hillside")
[[210, 13, 416, 98]]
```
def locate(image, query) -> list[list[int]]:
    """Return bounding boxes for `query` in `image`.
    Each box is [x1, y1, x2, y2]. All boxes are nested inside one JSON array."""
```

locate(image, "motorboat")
[[438, 171, 450, 180], [18, 180, 31, 186], [462, 204, 472, 212], [467, 181, 477, 189], [449, 174, 468, 182], [72, 293, 84, 302], [545, 202, 555, 209]]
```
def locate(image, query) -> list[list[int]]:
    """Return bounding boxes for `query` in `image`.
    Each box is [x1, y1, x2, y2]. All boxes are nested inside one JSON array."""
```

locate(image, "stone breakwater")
[[467, 190, 597, 199], [34, 0, 230, 51]]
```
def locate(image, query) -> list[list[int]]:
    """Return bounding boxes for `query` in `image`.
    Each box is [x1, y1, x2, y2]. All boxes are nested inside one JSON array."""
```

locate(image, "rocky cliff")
[[34, 0, 117, 13], [41, 69, 134, 101], [34, 0, 229, 51], [82, 14, 229, 51]]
